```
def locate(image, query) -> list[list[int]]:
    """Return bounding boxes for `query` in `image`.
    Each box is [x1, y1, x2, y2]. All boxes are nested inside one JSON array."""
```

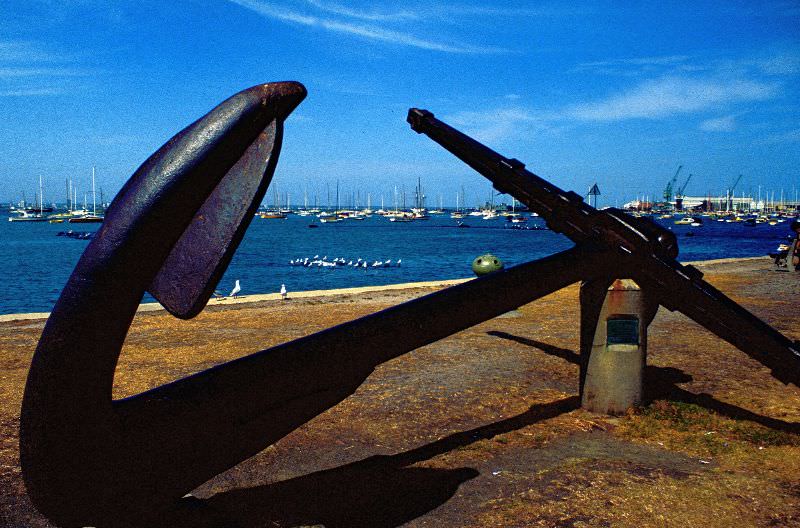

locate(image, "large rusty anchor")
[[21, 84, 800, 528], [20, 83, 618, 527]]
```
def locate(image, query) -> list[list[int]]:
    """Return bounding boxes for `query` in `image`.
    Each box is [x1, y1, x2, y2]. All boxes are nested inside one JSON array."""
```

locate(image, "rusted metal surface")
[[407, 107, 800, 386]]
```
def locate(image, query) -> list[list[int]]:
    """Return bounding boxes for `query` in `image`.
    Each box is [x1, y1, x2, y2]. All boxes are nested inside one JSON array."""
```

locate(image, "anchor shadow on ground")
[[487, 330, 800, 435], [166, 395, 580, 527]]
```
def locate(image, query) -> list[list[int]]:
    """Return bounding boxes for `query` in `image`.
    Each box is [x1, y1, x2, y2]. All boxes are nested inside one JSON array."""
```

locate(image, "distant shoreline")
[[0, 255, 769, 323]]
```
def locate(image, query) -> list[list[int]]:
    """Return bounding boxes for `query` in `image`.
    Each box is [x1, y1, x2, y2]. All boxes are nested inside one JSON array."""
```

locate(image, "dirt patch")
[[1, 257, 799, 527]]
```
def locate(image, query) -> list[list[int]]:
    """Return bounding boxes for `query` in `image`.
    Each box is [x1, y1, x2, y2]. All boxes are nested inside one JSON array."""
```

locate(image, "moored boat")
[[68, 214, 103, 223], [8, 211, 47, 222], [259, 211, 287, 219]]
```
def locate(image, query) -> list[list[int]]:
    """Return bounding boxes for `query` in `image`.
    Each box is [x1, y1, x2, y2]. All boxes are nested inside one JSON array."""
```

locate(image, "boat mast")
[[91, 166, 96, 216]]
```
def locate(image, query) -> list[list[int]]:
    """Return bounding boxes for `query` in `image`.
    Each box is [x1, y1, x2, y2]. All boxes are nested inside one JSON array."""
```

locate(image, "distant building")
[[676, 196, 753, 212], [622, 200, 654, 211]]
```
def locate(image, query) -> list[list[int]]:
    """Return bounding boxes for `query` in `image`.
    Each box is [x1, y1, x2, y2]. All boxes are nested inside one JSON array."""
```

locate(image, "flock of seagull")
[[212, 256, 404, 302], [289, 256, 402, 269]]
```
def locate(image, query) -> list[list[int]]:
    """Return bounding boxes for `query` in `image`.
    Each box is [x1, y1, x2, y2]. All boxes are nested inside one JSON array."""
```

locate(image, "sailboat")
[[297, 187, 311, 216], [320, 181, 343, 223], [428, 194, 444, 215], [450, 187, 465, 219], [9, 176, 48, 222], [69, 167, 104, 223], [507, 198, 526, 223], [389, 186, 414, 222], [259, 185, 287, 219], [411, 178, 429, 219]]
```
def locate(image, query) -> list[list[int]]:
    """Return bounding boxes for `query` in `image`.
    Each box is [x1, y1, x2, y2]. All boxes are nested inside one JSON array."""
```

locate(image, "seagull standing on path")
[[280, 284, 287, 300], [229, 279, 241, 298]]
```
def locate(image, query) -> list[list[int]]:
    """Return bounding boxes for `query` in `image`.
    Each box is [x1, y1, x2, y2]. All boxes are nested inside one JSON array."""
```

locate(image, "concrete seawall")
[[0, 256, 771, 323], [0, 277, 474, 323]]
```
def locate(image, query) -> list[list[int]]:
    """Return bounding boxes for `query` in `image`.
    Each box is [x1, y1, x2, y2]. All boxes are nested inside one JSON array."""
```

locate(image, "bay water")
[[0, 213, 790, 315]]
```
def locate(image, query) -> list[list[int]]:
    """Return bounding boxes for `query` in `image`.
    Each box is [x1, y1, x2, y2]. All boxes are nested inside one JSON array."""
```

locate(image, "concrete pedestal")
[[580, 279, 657, 415]]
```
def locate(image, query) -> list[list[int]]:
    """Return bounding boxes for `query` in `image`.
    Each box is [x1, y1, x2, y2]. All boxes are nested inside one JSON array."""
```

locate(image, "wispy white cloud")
[[287, 112, 312, 123], [0, 87, 62, 97], [303, 2, 587, 23], [303, 0, 418, 22], [578, 49, 800, 80], [0, 39, 86, 97], [699, 115, 736, 132], [755, 53, 800, 75], [571, 55, 693, 76], [228, 0, 508, 54], [567, 76, 776, 121], [577, 55, 691, 69], [420, 4, 590, 19], [0, 41, 62, 62], [447, 107, 555, 143], [0, 66, 88, 78], [759, 128, 800, 144]]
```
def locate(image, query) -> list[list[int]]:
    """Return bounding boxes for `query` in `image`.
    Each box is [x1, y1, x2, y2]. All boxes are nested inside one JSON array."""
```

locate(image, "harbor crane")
[[727, 174, 743, 211], [663, 165, 683, 202], [677, 173, 692, 197], [674, 173, 692, 211]]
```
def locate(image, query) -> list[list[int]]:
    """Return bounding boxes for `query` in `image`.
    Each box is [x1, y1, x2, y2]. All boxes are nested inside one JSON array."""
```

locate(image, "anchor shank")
[[114, 245, 617, 504]]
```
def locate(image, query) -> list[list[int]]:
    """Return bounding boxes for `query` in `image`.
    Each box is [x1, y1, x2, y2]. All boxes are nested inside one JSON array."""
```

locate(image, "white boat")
[[68, 214, 103, 223], [68, 167, 104, 224], [319, 214, 343, 223], [388, 214, 414, 222], [10, 176, 48, 222], [9, 210, 46, 222], [259, 211, 286, 219], [411, 208, 430, 220]]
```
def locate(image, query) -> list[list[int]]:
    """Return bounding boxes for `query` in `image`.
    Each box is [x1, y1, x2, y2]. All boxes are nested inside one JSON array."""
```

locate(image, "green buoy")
[[472, 253, 504, 276]]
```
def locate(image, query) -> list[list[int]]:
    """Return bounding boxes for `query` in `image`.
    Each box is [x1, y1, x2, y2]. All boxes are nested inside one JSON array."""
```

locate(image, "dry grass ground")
[[1, 256, 799, 527]]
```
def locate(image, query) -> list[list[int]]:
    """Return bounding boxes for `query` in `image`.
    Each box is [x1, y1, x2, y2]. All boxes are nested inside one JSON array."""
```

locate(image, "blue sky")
[[1, 1, 798, 209]]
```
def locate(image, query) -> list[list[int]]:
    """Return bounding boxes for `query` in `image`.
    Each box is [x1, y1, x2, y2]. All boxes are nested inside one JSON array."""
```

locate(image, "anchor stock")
[[407, 107, 800, 386]]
